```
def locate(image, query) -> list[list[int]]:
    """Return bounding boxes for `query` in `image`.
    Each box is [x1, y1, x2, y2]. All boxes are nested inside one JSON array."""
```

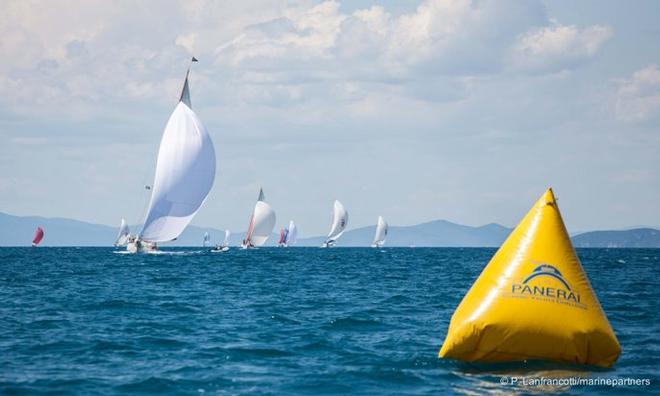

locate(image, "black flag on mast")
[[192, 56, 198, 62]]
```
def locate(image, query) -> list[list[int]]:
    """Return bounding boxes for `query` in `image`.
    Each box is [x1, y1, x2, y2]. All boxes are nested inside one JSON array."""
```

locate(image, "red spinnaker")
[[32, 226, 44, 246]]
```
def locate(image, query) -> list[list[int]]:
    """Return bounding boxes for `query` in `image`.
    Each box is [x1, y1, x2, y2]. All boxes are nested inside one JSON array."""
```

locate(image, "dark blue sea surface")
[[0, 247, 657, 395]]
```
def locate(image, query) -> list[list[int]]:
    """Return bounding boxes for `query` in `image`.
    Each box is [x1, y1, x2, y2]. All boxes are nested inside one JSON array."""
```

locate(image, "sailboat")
[[32, 226, 44, 247], [223, 229, 230, 248], [211, 229, 230, 252], [321, 200, 348, 248], [277, 228, 288, 247], [278, 220, 297, 247], [114, 219, 130, 247], [126, 58, 216, 253], [241, 188, 276, 249], [203, 232, 210, 247], [371, 216, 388, 248], [286, 220, 297, 246]]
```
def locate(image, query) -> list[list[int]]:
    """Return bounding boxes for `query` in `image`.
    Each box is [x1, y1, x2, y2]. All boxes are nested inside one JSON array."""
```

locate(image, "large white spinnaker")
[[323, 200, 348, 247], [244, 189, 276, 247], [138, 76, 216, 244], [115, 218, 130, 246], [371, 216, 388, 247], [286, 220, 297, 246]]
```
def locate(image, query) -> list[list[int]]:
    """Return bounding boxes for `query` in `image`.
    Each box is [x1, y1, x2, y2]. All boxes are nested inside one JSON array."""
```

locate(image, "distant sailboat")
[[211, 229, 231, 253], [286, 220, 297, 246], [242, 188, 276, 249], [278, 220, 297, 247], [223, 229, 230, 248], [203, 232, 210, 247], [277, 228, 288, 247], [371, 216, 388, 248], [322, 200, 348, 248], [126, 58, 216, 253], [114, 218, 130, 247], [32, 226, 44, 247]]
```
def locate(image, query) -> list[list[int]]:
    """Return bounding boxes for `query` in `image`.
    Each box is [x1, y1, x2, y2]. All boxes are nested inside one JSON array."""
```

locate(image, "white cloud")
[[216, 0, 549, 79], [509, 24, 612, 72], [613, 64, 660, 123], [205, 0, 613, 113], [0, 0, 615, 121]]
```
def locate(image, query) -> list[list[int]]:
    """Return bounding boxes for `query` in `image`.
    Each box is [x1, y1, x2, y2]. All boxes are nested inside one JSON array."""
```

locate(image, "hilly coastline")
[[2, 212, 659, 248]]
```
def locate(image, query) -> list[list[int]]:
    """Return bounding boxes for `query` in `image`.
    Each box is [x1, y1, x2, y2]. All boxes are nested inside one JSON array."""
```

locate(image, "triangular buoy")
[[439, 188, 620, 367]]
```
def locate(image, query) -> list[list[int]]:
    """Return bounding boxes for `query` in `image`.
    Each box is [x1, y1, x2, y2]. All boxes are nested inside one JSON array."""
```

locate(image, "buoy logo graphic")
[[507, 262, 584, 308], [523, 264, 571, 290]]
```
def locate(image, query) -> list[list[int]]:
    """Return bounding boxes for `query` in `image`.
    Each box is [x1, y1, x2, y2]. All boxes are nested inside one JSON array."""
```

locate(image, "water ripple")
[[0, 247, 657, 394]]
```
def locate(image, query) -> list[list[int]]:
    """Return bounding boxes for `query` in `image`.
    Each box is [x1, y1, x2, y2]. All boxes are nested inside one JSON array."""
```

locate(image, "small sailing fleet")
[[113, 57, 389, 252], [114, 191, 387, 250]]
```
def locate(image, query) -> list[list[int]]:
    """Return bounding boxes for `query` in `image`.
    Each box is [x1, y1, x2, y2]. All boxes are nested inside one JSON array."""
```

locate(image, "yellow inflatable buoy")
[[439, 188, 620, 367]]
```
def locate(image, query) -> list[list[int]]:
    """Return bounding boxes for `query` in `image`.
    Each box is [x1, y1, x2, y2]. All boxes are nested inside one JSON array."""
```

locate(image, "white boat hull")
[[126, 240, 157, 253]]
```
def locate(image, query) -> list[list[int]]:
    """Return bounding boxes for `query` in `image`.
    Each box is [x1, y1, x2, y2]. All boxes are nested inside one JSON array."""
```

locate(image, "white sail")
[[139, 88, 216, 242], [244, 189, 276, 247], [286, 220, 297, 246], [249, 201, 276, 246], [223, 229, 230, 247], [372, 216, 388, 247], [324, 200, 348, 246], [115, 218, 130, 246], [203, 232, 210, 247]]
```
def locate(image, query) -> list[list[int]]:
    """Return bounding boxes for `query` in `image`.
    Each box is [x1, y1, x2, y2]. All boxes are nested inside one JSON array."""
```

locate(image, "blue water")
[[0, 247, 657, 395]]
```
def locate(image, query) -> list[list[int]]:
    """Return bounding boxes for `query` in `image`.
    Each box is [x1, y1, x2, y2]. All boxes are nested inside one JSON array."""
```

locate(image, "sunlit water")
[[0, 247, 657, 395]]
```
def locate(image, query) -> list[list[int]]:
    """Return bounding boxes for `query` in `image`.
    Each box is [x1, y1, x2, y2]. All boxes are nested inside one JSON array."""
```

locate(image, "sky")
[[1, 0, 659, 236]]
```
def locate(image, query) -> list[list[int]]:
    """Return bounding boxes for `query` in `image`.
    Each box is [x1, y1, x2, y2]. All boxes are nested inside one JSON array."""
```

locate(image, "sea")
[[0, 247, 657, 395]]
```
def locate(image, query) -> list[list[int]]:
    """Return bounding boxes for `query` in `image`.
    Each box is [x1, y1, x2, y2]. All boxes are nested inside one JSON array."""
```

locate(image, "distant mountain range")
[[571, 228, 660, 248], [297, 220, 511, 247], [1, 212, 659, 248]]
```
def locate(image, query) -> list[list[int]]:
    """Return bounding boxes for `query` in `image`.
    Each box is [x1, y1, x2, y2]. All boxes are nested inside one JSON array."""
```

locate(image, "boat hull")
[[126, 241, 157, 254]]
